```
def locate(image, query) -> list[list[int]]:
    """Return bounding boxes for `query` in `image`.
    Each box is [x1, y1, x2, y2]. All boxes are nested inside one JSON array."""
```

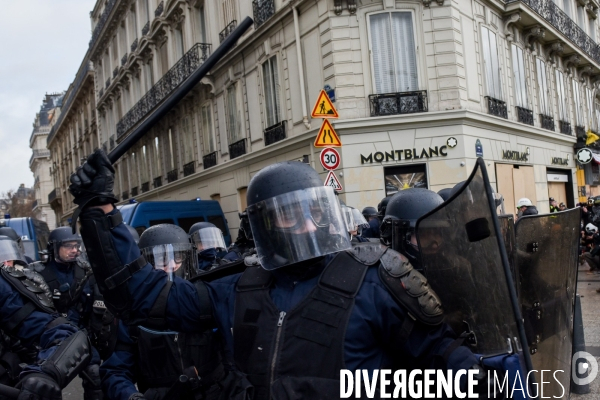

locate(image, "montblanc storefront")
[[335, 115, 577, 215]]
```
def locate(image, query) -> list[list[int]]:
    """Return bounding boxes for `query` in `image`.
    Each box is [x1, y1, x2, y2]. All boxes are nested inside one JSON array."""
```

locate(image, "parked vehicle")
[[0, 217, 50, 261]]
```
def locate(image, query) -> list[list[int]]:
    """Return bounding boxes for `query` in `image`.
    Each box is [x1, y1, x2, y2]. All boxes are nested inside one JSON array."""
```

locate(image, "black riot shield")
[[498, 215, 519, 302], [515, 209, 579, 397], [416, 158, 532, 367]]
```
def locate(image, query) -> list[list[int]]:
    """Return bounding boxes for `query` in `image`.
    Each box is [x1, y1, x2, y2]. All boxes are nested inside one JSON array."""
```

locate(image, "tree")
[[1, 187, 35, 218]]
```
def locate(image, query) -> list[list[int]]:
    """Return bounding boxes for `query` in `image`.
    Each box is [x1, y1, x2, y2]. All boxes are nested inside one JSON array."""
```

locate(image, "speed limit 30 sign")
[[320, 148, 340, 170]]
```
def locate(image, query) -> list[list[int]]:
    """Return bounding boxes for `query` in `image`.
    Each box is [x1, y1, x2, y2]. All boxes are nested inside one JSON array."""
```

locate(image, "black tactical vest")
[[233, 251, 369, 400], [38, 261, 87, 315]]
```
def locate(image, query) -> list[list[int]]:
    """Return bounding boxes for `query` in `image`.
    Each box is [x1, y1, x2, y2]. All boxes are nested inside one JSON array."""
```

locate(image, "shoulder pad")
[[348, 242, 387, 265], [1, 266, 56, 314], [378, 248, 443, 326], [244, 254, 260, 267]]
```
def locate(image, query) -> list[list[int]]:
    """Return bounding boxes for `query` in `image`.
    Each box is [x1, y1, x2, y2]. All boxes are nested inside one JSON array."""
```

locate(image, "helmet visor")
[[0, 239, 27, 265], [248, 186, 351, 270], [341, 205, 356, 233], [54, 240, 82, 263], [142, 243, 198, 281], [191, 227, 227, 251], [351, 208, 370, 229]]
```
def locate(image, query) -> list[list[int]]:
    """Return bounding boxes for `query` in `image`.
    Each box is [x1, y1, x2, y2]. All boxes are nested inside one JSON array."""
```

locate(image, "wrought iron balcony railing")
[[540, 114, 555, 131], [485, 96, 508, 119], [102, 141, 108, 152], [576, 125, 586, 137], [229, 139, 246, 159], [183, 161, 195, 177], [155, 1, 164, 17], [506, 0, 600, 66], [109, 135, 115, 149], [117, 43, 212, 139], [113, 67, 119, 78], [264, 120, 286, 146], [142, 21, 150, 36], [141, 182, 150, 193], [167, 169, 178, 183], [153, 176, 163, 188], [559, 120, 572, 135], [516, 106, 534, 125], [220, 20, 237, 43], [253, 0, 275, 28], [99, 88, 104, 98], [29, 149, 51, 165], [89, 0, 117, 48], [121, 54, 128, 66], [105, 78, 110, 89], [48, 189, 61, 204], [203, 152, 217, 169], [131, 38, 138, 52], [122, 191, 129, 200], [131, 187, 138, 197], [369, 91, 428, 117]]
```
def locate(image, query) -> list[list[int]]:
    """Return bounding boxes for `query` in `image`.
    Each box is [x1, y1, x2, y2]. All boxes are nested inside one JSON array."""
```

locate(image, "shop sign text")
[[502, 150, 528, 162], [551, 157, 569, 166], [361, 146, 448, 164]]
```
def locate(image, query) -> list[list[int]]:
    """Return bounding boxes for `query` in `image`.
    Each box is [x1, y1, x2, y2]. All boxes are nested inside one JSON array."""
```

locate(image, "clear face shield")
[[341, 205, 357, 234], [248, 186, 351, 271], [55, 240, 82, 264], [351, 208, 370, 235], [191, 227, 227, 252], [0, 240, 28, 267], [141, 243, 198, 281]]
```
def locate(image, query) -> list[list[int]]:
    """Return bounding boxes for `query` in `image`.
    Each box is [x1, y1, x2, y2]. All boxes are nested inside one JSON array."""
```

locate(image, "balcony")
[[89, 0, 117, 49], [142, 21, 150, 36], [506, 0, 600, 66], [105, 78, 110, 89], [116, 43, 212, 139], [155, 1, 164, 17], [153, 176, 162, 188], [121, 54, 128, 66], [167, 169, 178, 183], [540, 114, 555, 131], [112, 67, 118, 79], [220, 20, 237, 43], [516, 106, 534, 126], [576, 125, 586, 137], [264, 120, 286, 146], [203, 152, 217, 169], [122, 191, 129, 200], [131, 187, 138, 197], [485, 97, 508, 119], [141, 182, 150, 193], [29, 149, 50, 166], [131, 38, 138, 52], [183, 161, 195, 177], [99, 88, 104, 98], [110, 135, 115, 149], [48, 189, 61, 206], [559, 120, 572, 135], [253, 0, 275, 28], [369, 90, 428, 117], [229, 139, 246, 159]]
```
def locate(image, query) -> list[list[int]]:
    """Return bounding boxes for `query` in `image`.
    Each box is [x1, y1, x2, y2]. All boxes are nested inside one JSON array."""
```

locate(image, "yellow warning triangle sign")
[[311, 89, 339, 118], [314, 119, 342, 147]]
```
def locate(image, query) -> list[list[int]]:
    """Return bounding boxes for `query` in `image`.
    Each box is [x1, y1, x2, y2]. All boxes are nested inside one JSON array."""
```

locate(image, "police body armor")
[[36, 260, 90, 316], [233, 244, 442, 400], [88, 283, 118, 361]]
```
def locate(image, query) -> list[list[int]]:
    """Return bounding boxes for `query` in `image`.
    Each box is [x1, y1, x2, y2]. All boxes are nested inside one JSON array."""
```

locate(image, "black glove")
[[128, 393, 146, 400], [17, 373, 61, 400], [69, 149, 117, 208], [81, 364, 103, 400]]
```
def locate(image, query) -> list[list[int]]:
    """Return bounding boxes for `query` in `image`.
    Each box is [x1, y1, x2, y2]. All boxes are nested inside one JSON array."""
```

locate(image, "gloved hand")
[[17, 373, 61, 400], [128, 393, 146, 400], [81, 364, 103, 400], [68, 149, 117, 207]]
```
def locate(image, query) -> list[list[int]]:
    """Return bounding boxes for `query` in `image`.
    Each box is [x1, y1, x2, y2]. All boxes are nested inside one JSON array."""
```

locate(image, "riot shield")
[[515, 209, 579, 397], [416, 158, 531, 364], [498, 214, 519, 301]]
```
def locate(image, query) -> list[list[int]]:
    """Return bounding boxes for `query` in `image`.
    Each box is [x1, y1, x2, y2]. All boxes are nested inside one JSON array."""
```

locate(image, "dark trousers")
[[583, 252, 600, 270]]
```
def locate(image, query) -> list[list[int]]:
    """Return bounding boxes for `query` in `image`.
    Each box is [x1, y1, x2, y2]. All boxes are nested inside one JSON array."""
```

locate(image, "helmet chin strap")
[[401, 241, 422, 270]]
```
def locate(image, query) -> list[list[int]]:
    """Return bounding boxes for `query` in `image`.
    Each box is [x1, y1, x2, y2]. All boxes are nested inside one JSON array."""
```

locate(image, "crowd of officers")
[[0, 150, 541, 399]]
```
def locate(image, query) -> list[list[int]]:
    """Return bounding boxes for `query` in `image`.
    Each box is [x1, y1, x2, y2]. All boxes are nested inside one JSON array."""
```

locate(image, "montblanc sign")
[[551, 157, 568, 166], [502, 150, 528, 162], [360, 146, 448, 164]]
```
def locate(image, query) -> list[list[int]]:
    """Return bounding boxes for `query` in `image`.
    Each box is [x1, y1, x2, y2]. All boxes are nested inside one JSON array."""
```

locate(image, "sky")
[[0, 0, 97, 195]]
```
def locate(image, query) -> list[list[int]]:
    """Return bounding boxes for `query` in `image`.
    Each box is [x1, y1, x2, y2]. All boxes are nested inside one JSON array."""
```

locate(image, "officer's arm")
[[100, 322, 139, 400], [79, 205, 213, 332]]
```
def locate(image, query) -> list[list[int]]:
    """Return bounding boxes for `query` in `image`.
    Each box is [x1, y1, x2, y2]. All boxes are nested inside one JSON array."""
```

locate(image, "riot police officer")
[[188, 222, 229, 270], [360, 206, 380, 239], [100, 224, 225, 400], [70, 151, 480, 398], [0, 227, 33, 263], [0, 235, 93, 399], [222, 211, 254, 261]]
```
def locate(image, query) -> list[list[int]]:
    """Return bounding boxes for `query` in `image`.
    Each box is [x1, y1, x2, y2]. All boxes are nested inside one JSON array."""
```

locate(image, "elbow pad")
[[40, 330, 91, 388]]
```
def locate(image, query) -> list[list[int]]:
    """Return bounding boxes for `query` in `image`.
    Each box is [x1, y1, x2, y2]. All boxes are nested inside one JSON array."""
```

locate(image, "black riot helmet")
[[139, 224, 198, 281], [362, 207, 378, 220], [377, 195, 392, 223], [0, 227, 24, 254], [437, 188, 453, 202], [47, 227, 82, 264], [381, 189, 444, 269], [188, 221, 226, 252], [124, 224, 140, 245], [0, 235, 27, 266], [246, 161, 350, 271]]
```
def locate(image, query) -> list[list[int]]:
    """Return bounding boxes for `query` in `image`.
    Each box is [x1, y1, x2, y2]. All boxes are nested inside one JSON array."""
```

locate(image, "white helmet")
[[586, 223, 598, 234], [516, 198, 533, 208]]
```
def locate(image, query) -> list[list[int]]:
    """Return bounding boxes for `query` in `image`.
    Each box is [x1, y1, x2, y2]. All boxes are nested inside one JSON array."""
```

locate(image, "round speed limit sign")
[[320, 148, 341, 170]]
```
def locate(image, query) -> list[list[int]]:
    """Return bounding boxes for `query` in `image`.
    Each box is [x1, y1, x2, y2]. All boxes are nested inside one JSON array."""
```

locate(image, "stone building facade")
[[48, 0, 600, 228], [29, 93, 63, 229]]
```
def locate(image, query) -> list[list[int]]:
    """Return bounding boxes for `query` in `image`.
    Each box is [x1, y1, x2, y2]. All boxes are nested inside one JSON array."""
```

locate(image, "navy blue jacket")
[[102, 210, 477, 382], [100, 321, 138, 400], [361, 218, 380, 239]]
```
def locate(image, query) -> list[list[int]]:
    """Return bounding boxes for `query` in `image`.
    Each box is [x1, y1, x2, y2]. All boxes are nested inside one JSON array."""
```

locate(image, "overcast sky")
[[0, 0, 97, 195]]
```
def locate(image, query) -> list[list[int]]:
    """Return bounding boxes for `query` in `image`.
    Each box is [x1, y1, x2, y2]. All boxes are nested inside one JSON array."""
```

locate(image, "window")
[[144, 62, 154, 91], [384, 164, 428, 196], [573, 79, 584, 126], [159, 43, 169, 74], [556, 70, 568, 121], [153, 136, 162, 178], [226, 84, 243, 143], [174, 28, 184, 60], [369, 12, 418, 93], [481, 26, 502, 100], [590, 19, 596, 41], [181, 115, 195, 165], [577, 6, 585, 30], [511, 44, 528, 108], [587, 87, 594, 129], [201, 102, 215, 154], [536, 58, 550, 115], [196, 6, 207, 42], [563, 0, 571, 17], [166, 128, 177, 172], [140, 144, 149, 184], [262, 56, 281, 128], [130, 151, 138, 189]]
